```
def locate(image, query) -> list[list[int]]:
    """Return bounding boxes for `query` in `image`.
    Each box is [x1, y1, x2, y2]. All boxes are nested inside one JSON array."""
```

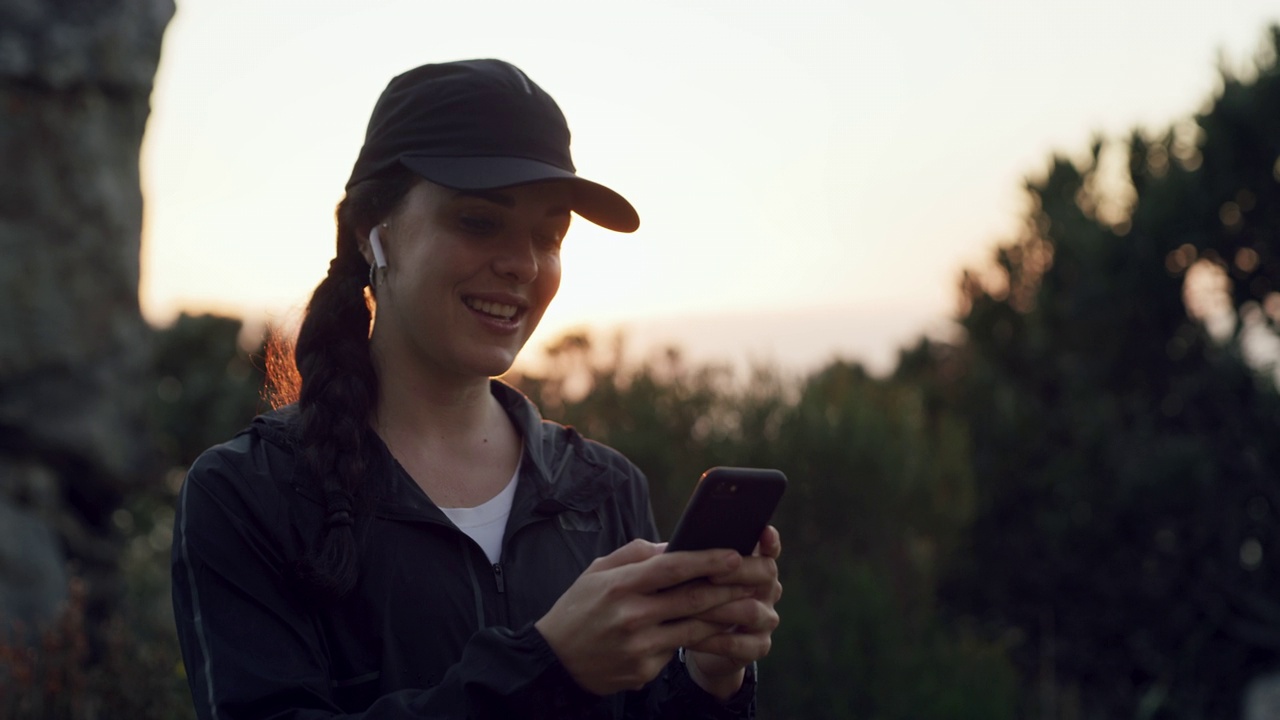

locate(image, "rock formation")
[[0, 0, 173, 630]]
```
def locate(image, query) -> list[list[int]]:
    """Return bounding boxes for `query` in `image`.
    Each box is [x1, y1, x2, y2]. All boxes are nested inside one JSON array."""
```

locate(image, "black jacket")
[[171, 380, 755, 719]]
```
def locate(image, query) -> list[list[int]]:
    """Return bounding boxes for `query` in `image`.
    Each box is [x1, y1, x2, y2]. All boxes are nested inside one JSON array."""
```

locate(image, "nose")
[[492, 234, 539, 284]]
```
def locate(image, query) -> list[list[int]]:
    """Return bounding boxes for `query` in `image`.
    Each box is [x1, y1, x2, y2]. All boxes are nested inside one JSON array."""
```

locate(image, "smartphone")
[[664, 467, 787, 555]]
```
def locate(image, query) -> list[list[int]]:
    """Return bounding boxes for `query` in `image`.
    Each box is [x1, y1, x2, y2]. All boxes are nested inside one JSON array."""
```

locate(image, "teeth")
[[466, 298, 518, 319]]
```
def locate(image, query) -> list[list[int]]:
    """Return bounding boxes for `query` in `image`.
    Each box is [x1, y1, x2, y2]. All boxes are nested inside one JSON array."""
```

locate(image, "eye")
[[458, 212, 500, 235], [534, 229, 565, 251], [534, 219, 569, 251]]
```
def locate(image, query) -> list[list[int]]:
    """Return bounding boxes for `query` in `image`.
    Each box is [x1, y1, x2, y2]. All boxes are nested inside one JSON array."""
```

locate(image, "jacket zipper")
[[488, 444, 571, 596]]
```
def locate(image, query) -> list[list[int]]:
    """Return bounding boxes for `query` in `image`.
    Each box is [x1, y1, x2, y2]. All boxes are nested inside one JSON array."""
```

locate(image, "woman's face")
[[368, 179, 570, 382]]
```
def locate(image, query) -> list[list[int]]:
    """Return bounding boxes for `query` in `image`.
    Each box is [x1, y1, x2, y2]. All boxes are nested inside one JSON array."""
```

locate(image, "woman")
[[172, 59, 781, 719]]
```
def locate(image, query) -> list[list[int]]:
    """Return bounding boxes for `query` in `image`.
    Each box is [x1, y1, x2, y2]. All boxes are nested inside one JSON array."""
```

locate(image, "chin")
[[467, 348, 522, 379]]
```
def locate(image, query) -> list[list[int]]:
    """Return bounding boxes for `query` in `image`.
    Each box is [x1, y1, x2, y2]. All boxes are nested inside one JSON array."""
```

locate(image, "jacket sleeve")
[[614, 461, 758, 720], [171, 448, 602, 720]]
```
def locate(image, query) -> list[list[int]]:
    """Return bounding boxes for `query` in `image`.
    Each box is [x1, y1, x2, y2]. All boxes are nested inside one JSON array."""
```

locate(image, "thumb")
[[588, 538, 663, 572]]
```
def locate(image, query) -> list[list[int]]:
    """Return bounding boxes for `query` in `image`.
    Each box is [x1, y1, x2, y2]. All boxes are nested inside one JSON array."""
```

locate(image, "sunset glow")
[[141, 0, 1280, 372]]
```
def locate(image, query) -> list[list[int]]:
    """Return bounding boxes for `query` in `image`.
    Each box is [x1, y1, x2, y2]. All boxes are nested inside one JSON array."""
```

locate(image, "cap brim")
[[399, 155, 640, 233]]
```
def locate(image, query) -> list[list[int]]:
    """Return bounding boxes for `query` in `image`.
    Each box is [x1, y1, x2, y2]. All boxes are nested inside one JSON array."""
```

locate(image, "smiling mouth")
[[464, 297, 520, 321]]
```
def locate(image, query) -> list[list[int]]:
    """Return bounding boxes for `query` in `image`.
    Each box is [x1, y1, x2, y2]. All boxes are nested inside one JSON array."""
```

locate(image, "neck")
[[369, 346, 522, 508], [373, 362, 497, 442]]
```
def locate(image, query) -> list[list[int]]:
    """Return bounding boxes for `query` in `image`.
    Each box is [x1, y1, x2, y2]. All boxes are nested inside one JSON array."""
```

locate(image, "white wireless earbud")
[[369, 225, 388, 269]]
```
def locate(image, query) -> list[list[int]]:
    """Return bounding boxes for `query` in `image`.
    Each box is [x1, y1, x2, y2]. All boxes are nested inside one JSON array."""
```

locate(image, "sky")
[[140, 0, 1280, 375]]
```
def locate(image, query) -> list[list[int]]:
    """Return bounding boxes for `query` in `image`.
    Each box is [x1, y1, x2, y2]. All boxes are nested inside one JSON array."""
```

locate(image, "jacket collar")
[[490, 379, 619, 514], [250, 380, 624, 517]]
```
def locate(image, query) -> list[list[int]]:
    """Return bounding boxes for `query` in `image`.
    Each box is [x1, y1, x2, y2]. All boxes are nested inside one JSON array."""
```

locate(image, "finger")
[[705, 555, 778, 586], [758, 525, 781, 559], [623, 549, 742, 594], [685, 628, 773, 663], [588, 538, 663, 573], [648, 579, 754, 623], [748, 574, 783, 605], [648, 616, 738, 654], [691, 598, 779, 631]]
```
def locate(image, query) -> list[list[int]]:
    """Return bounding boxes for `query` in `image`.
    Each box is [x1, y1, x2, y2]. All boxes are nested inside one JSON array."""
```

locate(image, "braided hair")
[[270, 167, 418, 600]]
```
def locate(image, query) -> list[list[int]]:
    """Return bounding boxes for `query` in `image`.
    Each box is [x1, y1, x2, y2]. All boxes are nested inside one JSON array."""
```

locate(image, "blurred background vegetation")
[[6, 22, 1280, 720]]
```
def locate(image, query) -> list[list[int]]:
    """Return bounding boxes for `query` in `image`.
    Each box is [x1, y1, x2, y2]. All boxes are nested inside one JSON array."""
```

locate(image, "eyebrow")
[[454, 189, 571, 218]]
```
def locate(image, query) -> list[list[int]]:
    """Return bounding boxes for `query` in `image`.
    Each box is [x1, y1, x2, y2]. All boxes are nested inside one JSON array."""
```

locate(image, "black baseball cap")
[[346, 59, 639, 233]]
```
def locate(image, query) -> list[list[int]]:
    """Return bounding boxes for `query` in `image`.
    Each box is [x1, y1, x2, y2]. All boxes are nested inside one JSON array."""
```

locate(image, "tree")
[[921, 26, 1280, 720]]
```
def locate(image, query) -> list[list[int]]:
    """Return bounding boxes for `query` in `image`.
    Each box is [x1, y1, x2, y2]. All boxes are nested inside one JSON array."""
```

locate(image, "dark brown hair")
[[267, 167, 418, 600]]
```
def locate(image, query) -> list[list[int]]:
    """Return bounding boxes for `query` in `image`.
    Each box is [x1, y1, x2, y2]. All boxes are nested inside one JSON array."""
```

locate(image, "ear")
[[355, 224, 386, 268], [355, 227, 374, 266]]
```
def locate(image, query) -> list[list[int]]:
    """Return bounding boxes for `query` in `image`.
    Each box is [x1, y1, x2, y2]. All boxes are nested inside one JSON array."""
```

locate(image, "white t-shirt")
[[439, 461, 520, 565]]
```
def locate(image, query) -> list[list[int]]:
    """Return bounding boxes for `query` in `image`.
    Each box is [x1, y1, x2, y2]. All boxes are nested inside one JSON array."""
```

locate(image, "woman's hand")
[[683, 525, 783, 700], [534, 539, 754, 696]]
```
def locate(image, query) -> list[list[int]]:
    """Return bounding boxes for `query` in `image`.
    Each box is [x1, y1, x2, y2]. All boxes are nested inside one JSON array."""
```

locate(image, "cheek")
[[539, 255, 563, 302]]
